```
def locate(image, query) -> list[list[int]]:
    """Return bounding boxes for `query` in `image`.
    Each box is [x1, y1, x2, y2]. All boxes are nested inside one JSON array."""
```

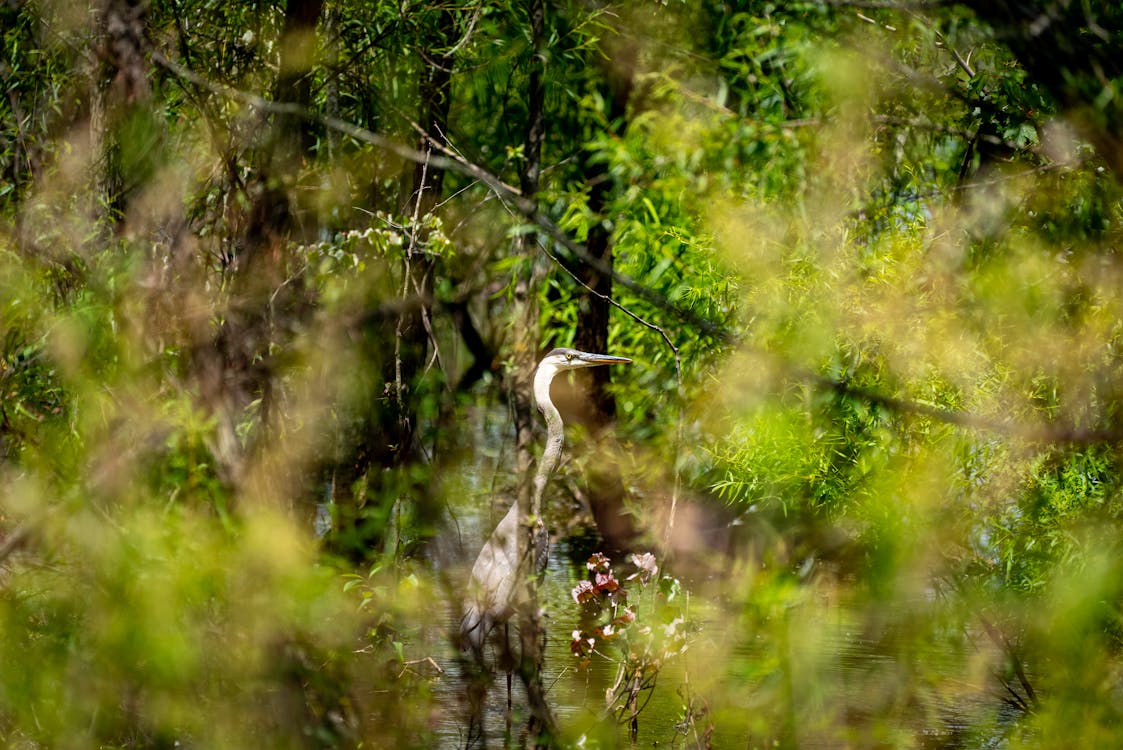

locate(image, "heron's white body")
[[461, 501, 522, 649]]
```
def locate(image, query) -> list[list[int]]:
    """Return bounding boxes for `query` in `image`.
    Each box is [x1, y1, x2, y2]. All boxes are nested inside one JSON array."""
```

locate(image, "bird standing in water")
[[460, 347, 631, 651]]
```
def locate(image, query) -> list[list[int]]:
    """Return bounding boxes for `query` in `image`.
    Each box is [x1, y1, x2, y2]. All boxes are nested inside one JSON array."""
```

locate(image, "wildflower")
[[570, 631, 595, 658], [627, 552, 658, 584], [594, 571, 619, 593], [586, 552, 611, 572], [571, 579, 597, 604]]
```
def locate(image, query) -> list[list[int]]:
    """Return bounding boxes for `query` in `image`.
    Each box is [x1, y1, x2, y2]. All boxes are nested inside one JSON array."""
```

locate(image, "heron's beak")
[[576, 353, 632, 367]]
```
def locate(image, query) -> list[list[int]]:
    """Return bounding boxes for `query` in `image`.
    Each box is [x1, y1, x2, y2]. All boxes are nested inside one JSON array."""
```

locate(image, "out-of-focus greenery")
[[5, 0, 1123, 747]]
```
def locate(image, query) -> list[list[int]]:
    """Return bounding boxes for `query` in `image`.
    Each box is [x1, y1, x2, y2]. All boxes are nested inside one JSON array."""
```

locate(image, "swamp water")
[[385, 408, 1019, 748]]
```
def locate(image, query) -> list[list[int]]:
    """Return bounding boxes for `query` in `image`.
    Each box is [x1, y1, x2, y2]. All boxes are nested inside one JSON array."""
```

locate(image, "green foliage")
[[6, 0, 1123, 747]]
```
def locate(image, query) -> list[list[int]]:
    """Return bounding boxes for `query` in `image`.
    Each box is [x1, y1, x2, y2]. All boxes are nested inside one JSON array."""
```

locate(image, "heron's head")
[[538, 347, 631, 375], [533, 347, 631, 415]]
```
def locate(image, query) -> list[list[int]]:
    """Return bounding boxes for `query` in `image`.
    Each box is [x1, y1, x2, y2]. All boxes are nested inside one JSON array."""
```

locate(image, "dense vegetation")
[[4, 0, 1123, 747]]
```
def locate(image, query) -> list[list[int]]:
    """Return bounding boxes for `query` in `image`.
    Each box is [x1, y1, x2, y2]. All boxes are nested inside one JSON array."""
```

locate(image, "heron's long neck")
[[531, 365, 564, 515]]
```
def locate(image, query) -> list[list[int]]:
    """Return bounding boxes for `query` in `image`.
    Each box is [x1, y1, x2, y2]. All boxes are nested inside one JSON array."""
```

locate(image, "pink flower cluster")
[[569, 552, 657, 664]]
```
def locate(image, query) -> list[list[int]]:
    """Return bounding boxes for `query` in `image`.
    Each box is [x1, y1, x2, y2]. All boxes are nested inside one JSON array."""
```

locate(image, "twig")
[[398, 655, 445, 678], [537, 242, 681, 381], [443, 1, 484, 58], [536, 241, 686, 540], [978, 614, 1036, 709], [810, 367, 1123, 446], [856, 12, 898, 31]]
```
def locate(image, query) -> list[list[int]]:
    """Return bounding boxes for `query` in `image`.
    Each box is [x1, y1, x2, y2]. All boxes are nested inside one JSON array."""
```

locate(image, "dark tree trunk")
[[573, 32, 635, 423], [273, 0, 326, 163], [95, 0, 151, 226], [390, 4, 454, 470], [571, 26, 640, 556], [389, 5, 454, 459], [513, 0, 559, 744], [393, 4, 454, 441]]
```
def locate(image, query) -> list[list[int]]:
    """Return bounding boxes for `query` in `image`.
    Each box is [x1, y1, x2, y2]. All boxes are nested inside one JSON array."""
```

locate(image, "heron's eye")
[[565, 353, 574, 361]]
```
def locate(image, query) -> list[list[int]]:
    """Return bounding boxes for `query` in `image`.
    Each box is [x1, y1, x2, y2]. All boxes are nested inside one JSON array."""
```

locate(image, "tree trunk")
[[94, 0, 151, 227], [573, 30, 635, 421], [393, 3, 454, 490], [514, 0, 559, 744], [313, 7, 456, 559], [571, 25, 640, 556], [273, 0, 326, 165], [388, 6, 454, 464]]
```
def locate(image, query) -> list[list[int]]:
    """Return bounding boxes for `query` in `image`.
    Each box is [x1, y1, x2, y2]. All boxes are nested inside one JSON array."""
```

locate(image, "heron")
[[460, 347, 631, 652]]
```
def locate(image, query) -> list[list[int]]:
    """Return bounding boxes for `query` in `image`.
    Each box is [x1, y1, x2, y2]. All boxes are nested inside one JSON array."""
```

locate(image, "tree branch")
[[152, 50, 1123, 448], [151, 50, 732, 344]]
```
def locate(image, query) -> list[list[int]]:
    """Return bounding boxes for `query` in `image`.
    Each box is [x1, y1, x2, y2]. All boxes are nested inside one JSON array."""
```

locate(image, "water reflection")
[[421, 407, 1019, 748], [438, 512, 1007, 747]]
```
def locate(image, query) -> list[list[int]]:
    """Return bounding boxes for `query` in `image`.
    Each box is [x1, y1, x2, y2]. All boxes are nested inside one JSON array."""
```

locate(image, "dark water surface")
[[412, 408, 1014, 748]]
